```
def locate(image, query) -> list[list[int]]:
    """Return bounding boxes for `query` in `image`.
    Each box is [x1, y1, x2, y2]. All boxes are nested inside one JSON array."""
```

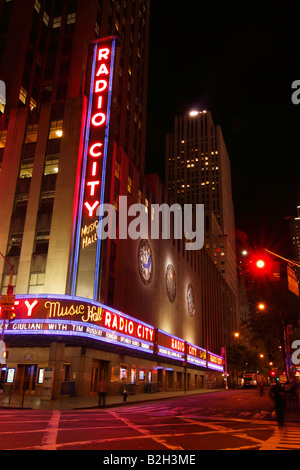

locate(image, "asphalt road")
[[1, 389, 300, 455]]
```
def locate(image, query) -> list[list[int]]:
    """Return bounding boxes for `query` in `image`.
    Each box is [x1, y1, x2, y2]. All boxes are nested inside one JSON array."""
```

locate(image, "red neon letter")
[[104, 311, 111, 327], [97, 96, 103, 109], [95, 80, 108, 93], [84, 201, 100, 217], [89, 143, 103, 157], [98, 48, 110, 61], [87, 180, 100, 196], [92, 161, 97, 176], [91, 112, 106, 127], [96, 63, 109, 76], [25, 299, 38, 317]]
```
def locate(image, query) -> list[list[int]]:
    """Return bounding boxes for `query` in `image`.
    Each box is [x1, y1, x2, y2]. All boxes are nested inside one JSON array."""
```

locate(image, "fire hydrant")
[[123, 389, 128, 401]]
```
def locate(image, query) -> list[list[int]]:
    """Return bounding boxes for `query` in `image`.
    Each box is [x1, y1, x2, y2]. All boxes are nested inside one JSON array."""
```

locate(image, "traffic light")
[[8, 308, 15, 322], [249, 252, 274, 279], [256, 259, 265, 269]]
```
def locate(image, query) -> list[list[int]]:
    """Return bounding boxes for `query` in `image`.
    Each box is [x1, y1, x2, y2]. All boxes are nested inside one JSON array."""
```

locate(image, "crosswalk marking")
[[260, 425, 300, 450], [277, 426, 300, 450]]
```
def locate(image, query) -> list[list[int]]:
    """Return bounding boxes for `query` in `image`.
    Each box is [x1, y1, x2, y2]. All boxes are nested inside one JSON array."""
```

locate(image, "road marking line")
[[41, 410, 60, 450], [109, 411, 183, 450]]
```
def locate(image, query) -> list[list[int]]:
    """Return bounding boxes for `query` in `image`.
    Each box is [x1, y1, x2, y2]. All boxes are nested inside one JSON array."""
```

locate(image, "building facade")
[[0, 0, 231, 399], [165, 110, 238, 300]]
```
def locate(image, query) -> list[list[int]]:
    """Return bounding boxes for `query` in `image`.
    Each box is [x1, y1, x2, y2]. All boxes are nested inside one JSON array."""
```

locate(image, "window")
[[127, 176, 132, 194], [25, 124, 38, 144], [115, 160, 120, 179], [34, 0, 41, 13], [19, 158, 34, 178], [43, 11, 49, 26], [48, 120, 63, 139], [67, 13, 76, 24], [120, 365, 128, 381], [19, 87, 27, 105], [52, 17, 62, 28], [0, 130, 7, 149], [44, 155, 59, 175]]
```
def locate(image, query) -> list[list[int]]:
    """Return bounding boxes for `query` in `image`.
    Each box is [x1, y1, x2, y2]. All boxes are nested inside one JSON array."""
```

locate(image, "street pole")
[[224, 345, 228, 390], [0, 252, 14, 342]]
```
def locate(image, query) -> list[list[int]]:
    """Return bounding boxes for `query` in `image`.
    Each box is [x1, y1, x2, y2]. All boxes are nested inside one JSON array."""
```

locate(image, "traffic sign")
[[0, 295, 15, 307]]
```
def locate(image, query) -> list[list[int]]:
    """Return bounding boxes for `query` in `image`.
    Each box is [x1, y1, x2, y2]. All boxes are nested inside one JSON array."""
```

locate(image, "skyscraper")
[[291, 205, 300, 263], [165, 110, 238, 299]]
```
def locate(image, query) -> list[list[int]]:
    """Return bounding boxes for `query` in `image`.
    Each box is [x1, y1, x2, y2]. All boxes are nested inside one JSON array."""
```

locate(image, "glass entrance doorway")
[[16, 364, 38, 394]]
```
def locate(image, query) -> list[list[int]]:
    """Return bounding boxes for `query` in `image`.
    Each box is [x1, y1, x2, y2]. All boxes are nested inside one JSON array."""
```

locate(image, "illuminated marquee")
[[208, 352, 224, 371], [71, 37, 117, 300], [7, 296, 154, 354], [186, 342, 207, 368], [2, 296, 223, 372], [156, 330, 186, 362]]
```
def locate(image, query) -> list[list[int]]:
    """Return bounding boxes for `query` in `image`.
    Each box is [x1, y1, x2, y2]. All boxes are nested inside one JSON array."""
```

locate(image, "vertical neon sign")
[[72, 37, 116, 300]]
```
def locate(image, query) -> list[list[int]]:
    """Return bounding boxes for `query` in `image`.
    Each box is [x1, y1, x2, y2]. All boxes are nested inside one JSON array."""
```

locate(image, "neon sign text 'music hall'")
[[71, 37, 116, 300]]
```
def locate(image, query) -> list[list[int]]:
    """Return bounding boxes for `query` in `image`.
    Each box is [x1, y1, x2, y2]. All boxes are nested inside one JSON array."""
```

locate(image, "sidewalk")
[[1, 388, 300, 424], [0, 388, 216, 411]]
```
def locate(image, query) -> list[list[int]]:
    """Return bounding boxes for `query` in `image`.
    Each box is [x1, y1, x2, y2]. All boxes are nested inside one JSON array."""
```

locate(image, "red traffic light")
[[256, 259, 265, 269], [249, 253, 273, 278]]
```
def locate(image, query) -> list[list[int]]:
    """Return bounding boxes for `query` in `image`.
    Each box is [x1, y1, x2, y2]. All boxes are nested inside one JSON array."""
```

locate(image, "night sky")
[[145, 1, 300, 258]]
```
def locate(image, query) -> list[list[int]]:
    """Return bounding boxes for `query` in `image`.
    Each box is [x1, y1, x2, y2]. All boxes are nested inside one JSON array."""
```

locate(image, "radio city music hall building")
[[0, 0, 237, 399]]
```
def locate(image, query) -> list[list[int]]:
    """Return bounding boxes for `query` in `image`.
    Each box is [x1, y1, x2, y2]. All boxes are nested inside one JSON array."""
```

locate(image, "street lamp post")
[[223, 332, 240, 390]]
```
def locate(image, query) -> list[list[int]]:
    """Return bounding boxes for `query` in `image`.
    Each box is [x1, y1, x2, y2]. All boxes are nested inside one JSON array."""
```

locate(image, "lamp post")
[[224, 332, 240, 390], [257, 301, 290, 381]]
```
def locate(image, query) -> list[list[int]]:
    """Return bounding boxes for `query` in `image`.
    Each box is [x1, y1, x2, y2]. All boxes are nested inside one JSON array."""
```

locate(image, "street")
[[0, 389, 300, 453]]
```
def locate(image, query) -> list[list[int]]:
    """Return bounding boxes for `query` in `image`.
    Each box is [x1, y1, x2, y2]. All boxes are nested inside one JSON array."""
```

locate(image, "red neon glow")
[[92, 162, 97, 176], [188, 345, 197, 356], [97, 96, 103, 109], [171, 338, 185, 352], [84, 201, 100, 217], [25, 299, 38, 317], [209, 354, 223, 365], [96, 63, 109, 76], [98, 48, 110, 60], [87, 180, 100, 196], [82, 43, 112, 219], [91, 112, 106, 127], [89, 143, 103, 157], [95, 79, 108, 93], [104, 310, 154, 342]]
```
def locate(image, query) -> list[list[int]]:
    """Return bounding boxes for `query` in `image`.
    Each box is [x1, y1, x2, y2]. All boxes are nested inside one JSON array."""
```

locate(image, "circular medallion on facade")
[[187, 284, 195, 317], [166, 264, 176, 302], [138, 239, 153, 284]]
